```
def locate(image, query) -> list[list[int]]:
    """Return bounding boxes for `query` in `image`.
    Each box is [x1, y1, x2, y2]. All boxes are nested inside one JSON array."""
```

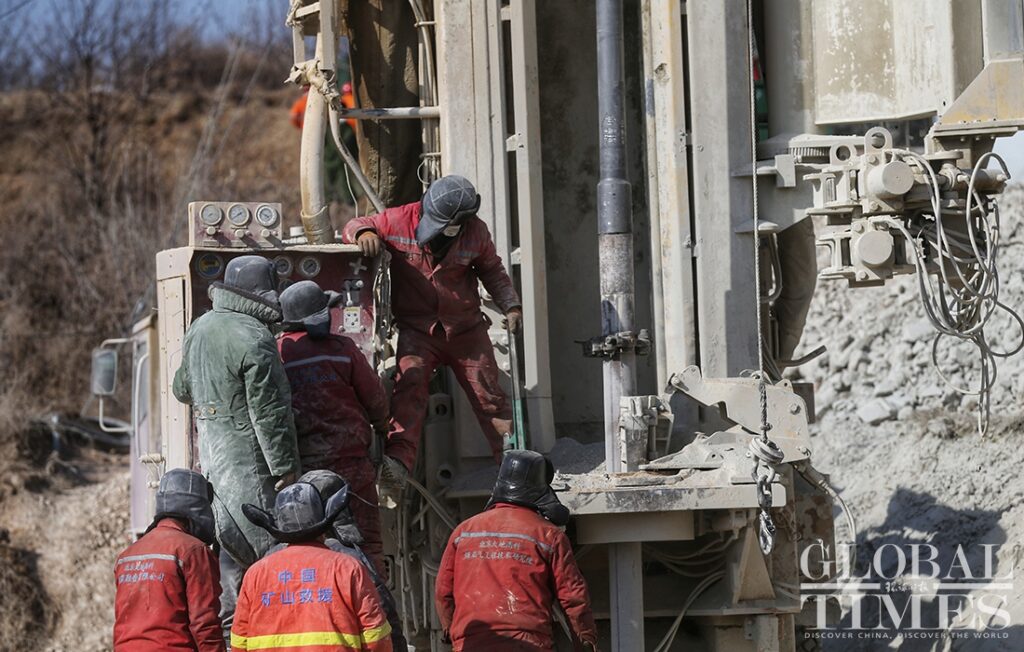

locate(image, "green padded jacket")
[[173, 285, 299, 567]]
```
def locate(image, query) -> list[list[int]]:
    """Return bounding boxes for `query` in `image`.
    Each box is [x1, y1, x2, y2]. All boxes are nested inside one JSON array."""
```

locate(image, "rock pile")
[[797, 186, 1024, 650]]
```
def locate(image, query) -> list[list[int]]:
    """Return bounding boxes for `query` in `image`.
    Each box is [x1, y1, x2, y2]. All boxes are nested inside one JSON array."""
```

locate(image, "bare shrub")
[[0, 541, 53, 646]]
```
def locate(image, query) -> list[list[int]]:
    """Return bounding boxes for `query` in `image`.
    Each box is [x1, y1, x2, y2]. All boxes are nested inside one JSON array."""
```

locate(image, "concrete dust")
[[795, 186, 1024, 650]]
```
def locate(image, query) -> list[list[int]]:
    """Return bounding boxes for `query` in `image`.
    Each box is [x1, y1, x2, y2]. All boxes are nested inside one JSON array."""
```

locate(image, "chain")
[[746, 0, 782, 556]]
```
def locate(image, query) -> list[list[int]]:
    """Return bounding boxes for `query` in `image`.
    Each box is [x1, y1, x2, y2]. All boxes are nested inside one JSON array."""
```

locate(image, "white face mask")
[[442, 224, 462, 238]]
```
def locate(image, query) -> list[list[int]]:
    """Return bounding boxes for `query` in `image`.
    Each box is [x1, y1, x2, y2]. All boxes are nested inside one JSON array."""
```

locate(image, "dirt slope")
[[0, 86, 301, 650], [0, 452, 129, 652]]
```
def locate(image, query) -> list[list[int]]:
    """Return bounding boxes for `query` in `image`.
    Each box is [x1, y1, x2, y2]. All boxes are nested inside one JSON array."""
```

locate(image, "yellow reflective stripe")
[[361, 622, 392, 644], [230, 623, 392, 650]]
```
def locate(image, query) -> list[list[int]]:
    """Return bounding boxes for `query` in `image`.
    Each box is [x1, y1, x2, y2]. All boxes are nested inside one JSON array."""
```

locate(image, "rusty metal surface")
[[935, 57, 1024, 132]]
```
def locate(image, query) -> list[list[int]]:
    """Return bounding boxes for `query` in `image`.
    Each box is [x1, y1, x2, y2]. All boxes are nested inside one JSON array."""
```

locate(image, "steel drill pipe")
[[596, 0, 645, 648], [596, 0, 637, 459]]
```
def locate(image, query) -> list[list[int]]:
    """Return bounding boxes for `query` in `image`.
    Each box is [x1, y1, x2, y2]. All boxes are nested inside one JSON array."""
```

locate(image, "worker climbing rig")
[[91, 0, 1024, 650]]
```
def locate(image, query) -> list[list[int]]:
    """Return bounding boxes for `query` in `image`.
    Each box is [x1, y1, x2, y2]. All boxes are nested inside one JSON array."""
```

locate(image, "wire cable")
[[887, 151, 1024, 435], [652, 571, 726, 652], [745, 0, 784, 556]]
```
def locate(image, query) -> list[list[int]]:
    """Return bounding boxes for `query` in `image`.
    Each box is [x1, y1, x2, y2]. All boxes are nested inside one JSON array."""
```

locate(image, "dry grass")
[[0, 2, 300, 646]]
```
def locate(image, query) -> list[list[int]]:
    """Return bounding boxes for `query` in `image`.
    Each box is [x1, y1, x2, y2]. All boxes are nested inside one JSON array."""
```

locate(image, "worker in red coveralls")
[[435, 450, 599, 651], [342, 174, 522, 486], [234, 482, 392, 651], [113, 468, 224, 652], [276, 280, 389, 575]]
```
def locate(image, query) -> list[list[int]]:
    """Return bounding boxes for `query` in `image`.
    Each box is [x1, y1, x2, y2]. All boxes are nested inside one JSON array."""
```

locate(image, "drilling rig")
[[90, 0, 1024, 649]]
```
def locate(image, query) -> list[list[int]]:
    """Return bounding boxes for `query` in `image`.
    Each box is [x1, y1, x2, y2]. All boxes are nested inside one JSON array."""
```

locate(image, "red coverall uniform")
[[342, 202, 521, 471], [277, 331, 389, 574], [113, 518, 224, 652], [231, 542, 393, 652], [435, 503, 598, 651]]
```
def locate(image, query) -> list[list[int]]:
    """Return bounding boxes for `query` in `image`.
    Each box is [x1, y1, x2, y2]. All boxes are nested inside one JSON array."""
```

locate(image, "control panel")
[[188, 201, 285, 248], [187, 247, 380, 359]]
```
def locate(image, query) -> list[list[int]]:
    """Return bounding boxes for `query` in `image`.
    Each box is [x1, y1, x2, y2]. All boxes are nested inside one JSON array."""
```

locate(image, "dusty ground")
[[0, 443, 129, 652], [798, 186, 1024, 650]]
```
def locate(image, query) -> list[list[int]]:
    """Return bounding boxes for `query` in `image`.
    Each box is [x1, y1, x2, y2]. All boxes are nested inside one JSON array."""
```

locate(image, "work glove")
[[274, 471, 297, 492], [503, 307, 523, 333], [378, 456, 409, 510], [357, 231, 383, 257], [381, 456, 409, 488]]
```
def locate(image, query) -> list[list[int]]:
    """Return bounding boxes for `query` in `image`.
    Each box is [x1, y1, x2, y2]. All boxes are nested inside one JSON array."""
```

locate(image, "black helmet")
[[416, 175, 481, 245], [299, 469, 364, 545], [280, 281, 344, 337], [243, 482, 350, 544], [224, 255, 280, 310], [486, 450, 570, 526], [148, 468, 216, 546]]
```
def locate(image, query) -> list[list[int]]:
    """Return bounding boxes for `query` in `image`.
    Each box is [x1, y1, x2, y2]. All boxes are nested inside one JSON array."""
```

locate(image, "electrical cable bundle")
[[887, 151, 1024, 435]]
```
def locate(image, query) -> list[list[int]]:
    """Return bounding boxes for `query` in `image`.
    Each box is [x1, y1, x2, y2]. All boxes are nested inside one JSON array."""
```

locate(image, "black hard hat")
[[486, 450, 570, 526], [224, 255, 280, 309], [416, 175, 481, 245], [243, 482, 350, 544], [148, 468, 216, 546], [299, 469, 364, 546], [280, 281, 343, 336]]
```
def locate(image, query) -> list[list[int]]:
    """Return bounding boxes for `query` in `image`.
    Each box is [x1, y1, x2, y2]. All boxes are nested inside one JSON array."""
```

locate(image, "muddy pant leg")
[[336, 458, 385, 579], [446, 325, 512, 463], [776, 218, 818, 362], [387, 329, 441, 471], [218, 549, 245, 646]]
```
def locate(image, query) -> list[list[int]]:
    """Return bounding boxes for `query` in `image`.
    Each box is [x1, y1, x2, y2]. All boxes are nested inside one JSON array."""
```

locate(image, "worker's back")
[[173, 282, 298, 566], [436, 503, 593, 650], [277, 331, 386, 467], [113, 518, 223, 652], [232, 541, 393, 651]]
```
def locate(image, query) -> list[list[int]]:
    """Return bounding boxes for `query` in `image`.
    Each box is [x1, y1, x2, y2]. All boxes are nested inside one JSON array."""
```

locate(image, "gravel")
[[797, 185, 1024, 650]]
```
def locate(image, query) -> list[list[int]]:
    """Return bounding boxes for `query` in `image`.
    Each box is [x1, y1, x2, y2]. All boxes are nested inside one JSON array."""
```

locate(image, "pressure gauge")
[[273, 255, 293, 278], [200, 204, 223, 226], [227, 203, 251, 227], [255, 204, 280, 228], [298, 256, 321, 278], [195, 253, 224, 279]]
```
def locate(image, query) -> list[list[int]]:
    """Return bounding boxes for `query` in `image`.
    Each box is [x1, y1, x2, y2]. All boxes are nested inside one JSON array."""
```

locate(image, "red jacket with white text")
[[435, 503, 598, 651], [341, 202, 520, 337], [113, 518, 224, 652]]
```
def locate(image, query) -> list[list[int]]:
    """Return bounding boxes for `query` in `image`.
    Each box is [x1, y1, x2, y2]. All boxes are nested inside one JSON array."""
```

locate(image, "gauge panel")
[[189, 250, 380, 362], [188, 201, 285, 247]]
